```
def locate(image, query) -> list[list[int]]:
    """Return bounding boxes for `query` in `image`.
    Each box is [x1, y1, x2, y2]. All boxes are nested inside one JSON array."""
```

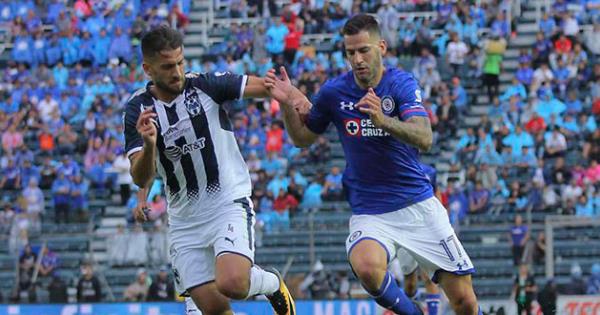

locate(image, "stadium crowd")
[[0, 0, 599, 305]]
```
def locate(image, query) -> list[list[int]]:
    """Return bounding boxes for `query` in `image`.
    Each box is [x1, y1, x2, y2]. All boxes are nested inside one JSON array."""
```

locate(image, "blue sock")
[[425, 293, 441, 315], [368, 272, 422, 315], [478, 306, 483, 315]]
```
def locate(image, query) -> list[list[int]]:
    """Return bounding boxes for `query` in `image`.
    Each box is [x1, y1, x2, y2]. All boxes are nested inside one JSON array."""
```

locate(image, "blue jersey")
[[420, 163, 437, 193], [306, 68, 433, 214]]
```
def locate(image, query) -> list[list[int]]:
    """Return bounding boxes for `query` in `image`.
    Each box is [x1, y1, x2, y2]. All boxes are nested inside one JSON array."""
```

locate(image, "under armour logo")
[[340, 101, 355, 111]]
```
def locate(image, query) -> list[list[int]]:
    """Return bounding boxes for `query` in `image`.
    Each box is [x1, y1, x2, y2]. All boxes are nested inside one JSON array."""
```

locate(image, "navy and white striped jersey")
[[123, 72, 250, 219]]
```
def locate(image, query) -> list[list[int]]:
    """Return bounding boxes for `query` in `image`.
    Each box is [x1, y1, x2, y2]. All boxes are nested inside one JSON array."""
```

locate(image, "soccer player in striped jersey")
[[123, 26, 295, 315], [265, 14, 481, 315]]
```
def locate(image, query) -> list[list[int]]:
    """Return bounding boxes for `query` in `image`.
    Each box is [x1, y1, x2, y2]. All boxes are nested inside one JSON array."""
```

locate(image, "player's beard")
[[355, 53, 383, 88], [155, 77, 184, 96]]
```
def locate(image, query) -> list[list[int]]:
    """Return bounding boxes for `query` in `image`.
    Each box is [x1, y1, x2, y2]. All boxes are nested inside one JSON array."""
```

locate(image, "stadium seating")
[[0, 0, 598, 304]]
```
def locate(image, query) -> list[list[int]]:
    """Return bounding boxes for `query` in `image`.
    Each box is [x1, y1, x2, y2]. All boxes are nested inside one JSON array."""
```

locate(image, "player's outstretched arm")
[[242, 76, 270, 98], [265, 67, 318, 147], [358, 88, 433, 152]]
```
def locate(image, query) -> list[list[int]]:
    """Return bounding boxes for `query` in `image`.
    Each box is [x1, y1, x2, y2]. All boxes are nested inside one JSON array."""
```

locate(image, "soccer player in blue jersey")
[[265, 14, 480, 315]]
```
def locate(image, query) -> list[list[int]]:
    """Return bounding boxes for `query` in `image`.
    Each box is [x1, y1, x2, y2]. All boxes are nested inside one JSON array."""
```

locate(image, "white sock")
[[246, 266, 280, 298]]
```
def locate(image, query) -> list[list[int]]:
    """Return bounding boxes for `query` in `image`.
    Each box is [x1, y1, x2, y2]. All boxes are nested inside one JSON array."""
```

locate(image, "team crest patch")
[[184, 90, 202, 116], [349, 230, 362, 243], [344, 119, 360, 136], [381, 96, 395, 114]]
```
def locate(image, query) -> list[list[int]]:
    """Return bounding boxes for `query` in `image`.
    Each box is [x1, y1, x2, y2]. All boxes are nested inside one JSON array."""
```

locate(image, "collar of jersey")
[[145, 80, 187, 107]]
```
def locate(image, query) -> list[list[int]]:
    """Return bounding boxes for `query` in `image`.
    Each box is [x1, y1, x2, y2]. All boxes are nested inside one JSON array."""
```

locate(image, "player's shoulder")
[[387, 68, 418, 85], [319, 71, 353, 95], [126, 85, 153, 107]]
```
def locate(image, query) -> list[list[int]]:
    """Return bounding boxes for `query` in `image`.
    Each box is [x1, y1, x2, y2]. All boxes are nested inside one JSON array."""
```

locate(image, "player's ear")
[[379, 39, 387, 56], [142, 62, 153, 78]]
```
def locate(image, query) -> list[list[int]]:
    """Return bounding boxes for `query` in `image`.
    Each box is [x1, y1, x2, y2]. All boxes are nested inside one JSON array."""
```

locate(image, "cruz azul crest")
[[184, 89, 202, 116]]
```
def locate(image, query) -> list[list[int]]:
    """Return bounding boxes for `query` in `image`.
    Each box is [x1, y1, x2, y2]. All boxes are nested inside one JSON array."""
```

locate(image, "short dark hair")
[[141, 26, 184, 59], [341, 14, 381, 37]]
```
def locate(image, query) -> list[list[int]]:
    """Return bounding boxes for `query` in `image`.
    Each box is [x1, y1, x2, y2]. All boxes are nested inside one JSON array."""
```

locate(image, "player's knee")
[[215, 272, 250, 300], [352, 259, 386, 291], [449, 293, 478, 315]]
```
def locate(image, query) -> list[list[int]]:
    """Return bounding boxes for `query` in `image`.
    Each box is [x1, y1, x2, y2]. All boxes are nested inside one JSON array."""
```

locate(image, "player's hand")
[[134, 205, 149, 222], [264, 66, 293, 104], [357, 88, 386, 128], [136, 108, 158, 146]]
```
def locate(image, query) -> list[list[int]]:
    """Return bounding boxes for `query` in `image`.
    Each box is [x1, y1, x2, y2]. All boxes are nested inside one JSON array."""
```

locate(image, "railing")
[[544, 215, 600, 278]]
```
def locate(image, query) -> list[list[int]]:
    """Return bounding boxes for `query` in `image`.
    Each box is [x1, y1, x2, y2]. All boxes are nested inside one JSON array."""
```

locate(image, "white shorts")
[[346, 197, 474, 283], [169, 197, 255, 295], [396, 247, 419, 276]]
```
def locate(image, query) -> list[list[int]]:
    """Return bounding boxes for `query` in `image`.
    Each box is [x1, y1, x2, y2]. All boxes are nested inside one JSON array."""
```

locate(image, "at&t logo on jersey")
[[165, 137, 206, 161], [344, 119, 390, 137]]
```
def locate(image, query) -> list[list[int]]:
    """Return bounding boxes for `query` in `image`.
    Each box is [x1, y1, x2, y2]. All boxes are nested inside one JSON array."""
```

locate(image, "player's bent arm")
[[243, 76, 270, 98], [381, 116, 433, 152], [280, 87, 319, 148], [129, 148, 156, 188]]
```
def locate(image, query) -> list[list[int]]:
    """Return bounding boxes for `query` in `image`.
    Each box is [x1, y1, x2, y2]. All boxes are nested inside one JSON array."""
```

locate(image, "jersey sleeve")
[[395, 75, 429, 121], [189, 72, 247, 104], [123, 100, 143, 158], [305, 87, 332, 135]]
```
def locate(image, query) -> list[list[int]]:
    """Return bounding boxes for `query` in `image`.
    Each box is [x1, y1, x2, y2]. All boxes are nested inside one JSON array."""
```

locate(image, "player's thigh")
[[188, 281, 233, 315], [346, 215, 394, 283], [396, 197, 474, 282]]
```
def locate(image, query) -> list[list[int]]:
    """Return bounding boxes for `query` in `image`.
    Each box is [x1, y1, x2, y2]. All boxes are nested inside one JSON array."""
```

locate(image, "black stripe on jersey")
[[234, 197, 253, 250], [190, 104, 221, 195], [218, 107, 233, 131], [165, 105, 200, 200], [156, 133, 181, 197]]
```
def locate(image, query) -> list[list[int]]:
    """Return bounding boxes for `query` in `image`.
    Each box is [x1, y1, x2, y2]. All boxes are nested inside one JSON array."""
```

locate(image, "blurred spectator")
[[70, 173, 89, 222], [22, 178, 44, 233], [147, 266, 174, 301], [111, 150, 133, 205], [468, 180, 490, 213], [125, 224, 149, 265], [450, 76, 468, 115], [51, 172, 71, 224], [266, 18, 288, 58], [2, 124, 24, 152], [560, 263, 587, 294], [588, 263, 600, 294], [39, 246, 58, 278], [455, 127, 477, 163], [322, 166, 343, 201], [14, 244, 37, 303], [0, 158, 21, 190], [446, 32, 468, 77], [47, 274, 67, 303], [77, 262, 102, 302], [538, 279, 557, 315], [482, 34, 505, 101], [509, 214, 530, 266], [107, 224, 127, 267], [532, 232, 546, 265], [584, 24, 600, 56], [39, 157, 57, 189], [124, 268, 150, 302], [436, 95, 458, 138], [56, 124, 79, 155], [266, 121, 285, 154], [513, 264, 536, 315], [299, 260, 335, 299]]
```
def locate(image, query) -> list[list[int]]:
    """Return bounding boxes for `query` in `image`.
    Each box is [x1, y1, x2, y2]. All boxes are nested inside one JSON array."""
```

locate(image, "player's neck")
[[354, 66, 385, 90], [150, 85, 179, 103]]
